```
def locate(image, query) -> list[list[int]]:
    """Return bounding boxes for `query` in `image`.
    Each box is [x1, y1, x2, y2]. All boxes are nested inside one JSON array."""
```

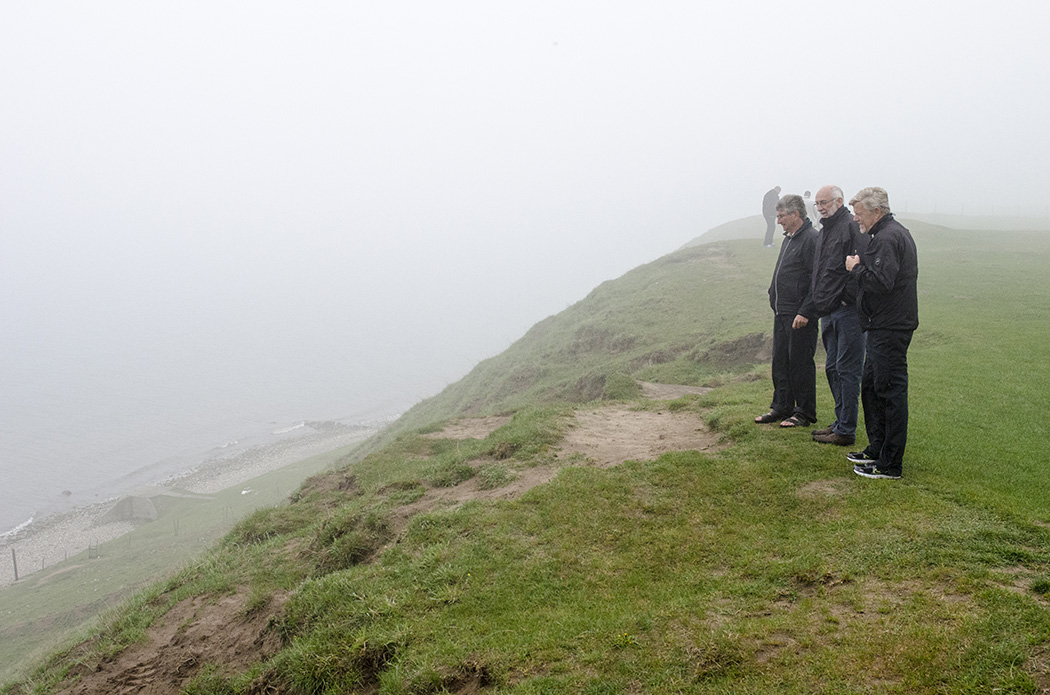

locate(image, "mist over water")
[[0, 338, 409, 534]]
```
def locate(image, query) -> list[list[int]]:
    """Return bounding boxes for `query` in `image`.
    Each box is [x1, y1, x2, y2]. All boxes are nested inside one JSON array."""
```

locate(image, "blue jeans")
[[820, 305, 865, 437]]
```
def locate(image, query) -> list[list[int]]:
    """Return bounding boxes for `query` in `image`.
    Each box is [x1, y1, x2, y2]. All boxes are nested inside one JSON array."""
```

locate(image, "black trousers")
[[861, 329, 913, 469], [770, 313, 818, 421]]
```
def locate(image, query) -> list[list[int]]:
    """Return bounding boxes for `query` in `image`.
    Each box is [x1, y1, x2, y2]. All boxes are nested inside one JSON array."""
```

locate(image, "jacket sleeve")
[[796, 230, 820, 319], [857, 230, 903, 295], [768, 273, 776, 311], [841, 222, 867, 306]]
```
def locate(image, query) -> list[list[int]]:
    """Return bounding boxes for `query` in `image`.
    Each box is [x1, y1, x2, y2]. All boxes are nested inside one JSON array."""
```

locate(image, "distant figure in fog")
[[809, 185, 868, 447], [762, 186, 781, 247], [754, 194, 820, 428], [845, 187, 919, 480], [803, 190, 819, 227]]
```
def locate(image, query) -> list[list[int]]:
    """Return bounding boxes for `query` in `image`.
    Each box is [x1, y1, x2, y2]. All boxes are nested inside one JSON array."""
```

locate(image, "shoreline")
[[0, 421, 386, 588]]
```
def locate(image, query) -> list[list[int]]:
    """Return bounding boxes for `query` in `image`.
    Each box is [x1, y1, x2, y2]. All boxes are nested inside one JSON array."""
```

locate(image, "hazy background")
[[2, 1, 1048, 532]]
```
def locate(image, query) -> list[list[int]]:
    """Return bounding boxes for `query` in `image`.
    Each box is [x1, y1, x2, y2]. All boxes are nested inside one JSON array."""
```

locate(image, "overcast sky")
[[3, 1, 1049, 421]]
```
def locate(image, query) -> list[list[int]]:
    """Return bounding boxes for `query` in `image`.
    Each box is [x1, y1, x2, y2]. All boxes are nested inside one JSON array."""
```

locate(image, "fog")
[[2, 2, 1049, 493]]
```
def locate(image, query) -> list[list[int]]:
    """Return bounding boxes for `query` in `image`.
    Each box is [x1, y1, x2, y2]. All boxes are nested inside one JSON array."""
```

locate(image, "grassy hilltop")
[[4, 219, 1050, 694]]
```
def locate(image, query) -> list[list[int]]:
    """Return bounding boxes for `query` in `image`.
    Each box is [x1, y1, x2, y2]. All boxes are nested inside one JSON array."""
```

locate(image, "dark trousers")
[[764, 215, 776, 246], [770, 313, 818, 421], [821, 305, 866, 437], [861, 329, 913, 469]]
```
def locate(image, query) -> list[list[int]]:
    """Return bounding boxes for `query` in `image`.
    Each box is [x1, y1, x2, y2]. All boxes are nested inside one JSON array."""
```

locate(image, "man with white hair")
[[809, 185, 868, 447], [845, 187, 919, 479]]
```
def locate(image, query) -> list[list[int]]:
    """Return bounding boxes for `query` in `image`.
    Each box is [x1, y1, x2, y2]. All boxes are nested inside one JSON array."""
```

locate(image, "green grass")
[[4, 220, 1050, 694]]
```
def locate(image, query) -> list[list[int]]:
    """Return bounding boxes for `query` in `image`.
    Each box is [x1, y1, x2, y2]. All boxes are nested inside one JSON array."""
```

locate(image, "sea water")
[[0, 355, 405, 536]]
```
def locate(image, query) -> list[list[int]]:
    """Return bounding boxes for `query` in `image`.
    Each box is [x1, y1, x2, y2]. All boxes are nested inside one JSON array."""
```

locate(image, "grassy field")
[[3, 219, 1050, 694]]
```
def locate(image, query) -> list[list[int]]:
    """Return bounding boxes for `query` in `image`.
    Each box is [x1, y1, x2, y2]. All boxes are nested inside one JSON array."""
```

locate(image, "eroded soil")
[[56, 592, 283, 695]]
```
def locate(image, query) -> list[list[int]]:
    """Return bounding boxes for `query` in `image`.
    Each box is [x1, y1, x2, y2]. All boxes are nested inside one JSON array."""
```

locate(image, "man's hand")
[[846, 254, 860, 272], [792, 314, 809, 329]]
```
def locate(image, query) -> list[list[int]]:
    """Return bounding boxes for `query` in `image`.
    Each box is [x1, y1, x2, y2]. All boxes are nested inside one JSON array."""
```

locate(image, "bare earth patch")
[[559, 405, 723, 468], [797, 479, 847, 499], [57, 591, 284, 695], [390, 461, 559, 532], [639, 381, 712, 400], [423, 415, 512, 440], [396, 403, 722, 525]]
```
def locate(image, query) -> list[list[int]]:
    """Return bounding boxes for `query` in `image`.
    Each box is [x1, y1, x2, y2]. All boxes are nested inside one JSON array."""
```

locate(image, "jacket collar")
[[822, 204, 849, 227], [868, 212, 895, 236], [783, 217, 813, 238]]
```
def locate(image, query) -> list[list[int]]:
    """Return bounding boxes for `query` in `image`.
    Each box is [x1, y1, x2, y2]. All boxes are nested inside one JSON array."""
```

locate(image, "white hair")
[[849, 187, 891, 214]]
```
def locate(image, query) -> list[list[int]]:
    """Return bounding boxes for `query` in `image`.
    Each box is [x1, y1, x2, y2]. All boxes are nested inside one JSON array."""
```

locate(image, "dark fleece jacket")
[[853, 213, 919, 332], [809, 205, 868, 318], [768, 218, 819, 318]]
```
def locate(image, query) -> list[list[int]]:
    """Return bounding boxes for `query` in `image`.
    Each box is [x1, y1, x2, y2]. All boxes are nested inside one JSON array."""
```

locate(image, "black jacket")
[[809, 205, 868, 318], [768, 218, 819, 317], [853, 214, 919, 332], [762, 188, 779, 218]]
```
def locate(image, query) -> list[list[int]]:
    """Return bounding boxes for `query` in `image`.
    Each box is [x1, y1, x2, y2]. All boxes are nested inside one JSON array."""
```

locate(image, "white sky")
[[2, 0, 1049, 419]]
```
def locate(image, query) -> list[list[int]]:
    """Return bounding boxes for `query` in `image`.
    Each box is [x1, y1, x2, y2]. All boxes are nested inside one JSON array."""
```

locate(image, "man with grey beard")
[[809, 185, 868, 446], [845, 187, 919, 480]]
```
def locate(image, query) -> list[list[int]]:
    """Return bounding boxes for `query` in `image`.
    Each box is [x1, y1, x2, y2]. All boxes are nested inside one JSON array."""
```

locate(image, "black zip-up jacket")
[[809, 205, 868, 318], [852, 213, 919, 332], [768, 218, 819, 317]]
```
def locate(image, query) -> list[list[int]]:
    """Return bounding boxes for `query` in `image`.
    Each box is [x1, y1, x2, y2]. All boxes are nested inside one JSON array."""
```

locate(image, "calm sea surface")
[[0, 354, 409, 536]]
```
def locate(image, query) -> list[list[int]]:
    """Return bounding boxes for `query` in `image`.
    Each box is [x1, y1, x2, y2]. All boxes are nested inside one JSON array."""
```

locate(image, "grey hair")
[[828, 185, 844, 201], [775, 194, 807, 218], [849, 187, 892, 214]]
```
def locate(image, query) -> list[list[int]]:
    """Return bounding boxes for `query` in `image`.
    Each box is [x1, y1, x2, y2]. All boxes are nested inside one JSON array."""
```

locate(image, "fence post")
[[11, 548, 17, 581]]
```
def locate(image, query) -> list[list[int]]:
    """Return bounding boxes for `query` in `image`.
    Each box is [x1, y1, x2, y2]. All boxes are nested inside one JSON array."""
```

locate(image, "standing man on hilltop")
[[762, 185, 781, 247], [845, 187, 919, 479], [754, 194, 820, 428], [810, 185, 868, 447]]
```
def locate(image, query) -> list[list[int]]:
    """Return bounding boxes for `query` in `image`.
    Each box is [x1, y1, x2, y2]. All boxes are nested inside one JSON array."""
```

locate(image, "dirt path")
[[638, 381, 712, 400], [422, 415, 512, 440]]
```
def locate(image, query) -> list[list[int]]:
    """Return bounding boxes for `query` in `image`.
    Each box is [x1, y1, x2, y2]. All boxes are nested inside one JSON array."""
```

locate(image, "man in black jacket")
[[754, 194, 820, 428], [809, 185, 869, 447], [845, 187, 919, 479]]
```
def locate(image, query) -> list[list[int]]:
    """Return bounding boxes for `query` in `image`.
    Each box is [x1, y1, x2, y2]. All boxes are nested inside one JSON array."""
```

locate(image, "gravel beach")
[[0, 422, 381, 588]]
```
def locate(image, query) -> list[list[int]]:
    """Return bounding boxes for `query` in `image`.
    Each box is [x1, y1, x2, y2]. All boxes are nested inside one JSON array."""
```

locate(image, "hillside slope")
[[390, 239, 775, 434], [5, 221, 1050, 695]]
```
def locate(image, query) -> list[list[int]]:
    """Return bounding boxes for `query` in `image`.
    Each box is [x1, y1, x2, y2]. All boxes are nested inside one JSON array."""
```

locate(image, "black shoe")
[[846, 451, 876, 465], [811, 424, 835, 436], [813, 432, 855, 446], [853, 463, 901, 480]]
